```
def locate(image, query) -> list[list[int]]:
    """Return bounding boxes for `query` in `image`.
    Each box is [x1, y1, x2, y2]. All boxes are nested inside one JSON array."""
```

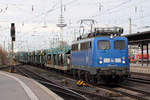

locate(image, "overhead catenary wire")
[[89, 0, 148, 20], [22, 0, 78, 23], [89, 0, 149, 28]]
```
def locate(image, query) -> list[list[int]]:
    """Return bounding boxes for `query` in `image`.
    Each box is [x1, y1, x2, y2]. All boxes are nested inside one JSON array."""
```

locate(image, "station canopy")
[[124, 30, 150, 44]]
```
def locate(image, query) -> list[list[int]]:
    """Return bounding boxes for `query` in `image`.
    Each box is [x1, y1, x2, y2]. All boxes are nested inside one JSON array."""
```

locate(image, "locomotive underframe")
[[71, 65, 130, 83], [71, 65, 129, 75]]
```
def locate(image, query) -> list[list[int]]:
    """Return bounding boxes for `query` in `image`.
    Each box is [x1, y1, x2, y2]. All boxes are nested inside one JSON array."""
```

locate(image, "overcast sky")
[[0, 0, 150, 52]]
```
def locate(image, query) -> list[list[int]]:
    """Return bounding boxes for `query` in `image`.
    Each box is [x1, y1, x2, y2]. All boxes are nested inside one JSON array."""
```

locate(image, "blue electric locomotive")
[[71, 27, 130, 83], [16, 26, 129, 84]]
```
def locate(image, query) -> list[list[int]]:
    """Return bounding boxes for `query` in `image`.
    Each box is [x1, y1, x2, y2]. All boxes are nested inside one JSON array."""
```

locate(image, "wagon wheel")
[[77, 70, 81, 79], [89, 75, 97, 85], [85, 72, 90, 82], [73, 70, 78, 79]]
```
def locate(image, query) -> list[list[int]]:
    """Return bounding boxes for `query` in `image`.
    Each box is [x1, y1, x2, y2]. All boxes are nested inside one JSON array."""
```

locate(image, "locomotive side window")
[[114, 40, 125, 50], [81, 42, 89, 51], [72, 44, 78, 51], [97, 40, 110, 50]]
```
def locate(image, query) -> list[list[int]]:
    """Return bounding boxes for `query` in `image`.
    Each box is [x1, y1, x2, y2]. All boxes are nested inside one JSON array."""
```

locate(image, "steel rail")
[[128, 77, 150, 84], [99, 85, 149, 100], [0, 64, 22, 70], [0, 66, 10, 70]]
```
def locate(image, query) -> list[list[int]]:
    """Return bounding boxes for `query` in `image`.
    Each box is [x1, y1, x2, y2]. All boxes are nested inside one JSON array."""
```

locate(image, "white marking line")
[[0, 72, 39, 100]]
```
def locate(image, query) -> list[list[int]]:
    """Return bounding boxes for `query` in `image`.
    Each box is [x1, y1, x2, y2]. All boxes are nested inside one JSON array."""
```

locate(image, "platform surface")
[[130, 63, 150, 74], [0, 71, 63, 100]]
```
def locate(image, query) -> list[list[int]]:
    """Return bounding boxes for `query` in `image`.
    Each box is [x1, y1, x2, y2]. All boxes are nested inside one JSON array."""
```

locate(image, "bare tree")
[[0, 46, 7, 65]]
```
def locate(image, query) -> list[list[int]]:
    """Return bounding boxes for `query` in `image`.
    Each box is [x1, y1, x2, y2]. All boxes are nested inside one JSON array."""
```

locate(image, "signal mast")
[[57, 0, 67, 42]]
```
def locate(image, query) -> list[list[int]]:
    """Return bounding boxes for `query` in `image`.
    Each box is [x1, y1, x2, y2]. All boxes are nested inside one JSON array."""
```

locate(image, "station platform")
[[130, 63, 150, 74], [0, 71, 63, 100]]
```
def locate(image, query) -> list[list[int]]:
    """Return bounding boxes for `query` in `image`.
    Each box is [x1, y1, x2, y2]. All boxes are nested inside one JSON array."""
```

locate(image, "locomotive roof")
[[76, 27, 123, 41], [72, 36, 127, 44], [72, 38, 94, 44]]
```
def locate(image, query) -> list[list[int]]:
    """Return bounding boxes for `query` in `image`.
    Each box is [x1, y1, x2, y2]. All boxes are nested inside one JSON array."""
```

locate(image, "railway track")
[[63, 76, 150, 100], [16, 66, 88, 100], [53, 67, 150, 100], [129, 73, 150, 84], [16, 65, 113, 100], [0, 64, 21, 70], [0, 66, 10, 70], [102, 86, 150, 100], [16, 65, 150, 100], [128, 77, 150, 84]]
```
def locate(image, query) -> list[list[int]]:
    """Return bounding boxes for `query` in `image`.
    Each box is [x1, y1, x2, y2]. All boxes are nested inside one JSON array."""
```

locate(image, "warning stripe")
[[76, 80, 88, 86], [77, 80, 81, 85], [79, 81, 83, 85]]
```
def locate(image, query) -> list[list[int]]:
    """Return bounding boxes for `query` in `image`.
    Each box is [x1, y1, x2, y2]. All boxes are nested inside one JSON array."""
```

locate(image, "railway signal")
[[11, 23, 15, 41], [10, 23, 16, 73]]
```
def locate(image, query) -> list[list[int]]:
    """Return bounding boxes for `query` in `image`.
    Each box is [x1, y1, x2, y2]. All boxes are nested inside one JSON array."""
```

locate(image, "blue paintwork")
[[71, 36, 129, 68]]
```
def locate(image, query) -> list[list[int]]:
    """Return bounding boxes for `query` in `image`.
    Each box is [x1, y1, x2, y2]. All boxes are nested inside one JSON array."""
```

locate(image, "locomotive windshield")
[[97, 40, 110, 50], [114, 40, 125, 50]]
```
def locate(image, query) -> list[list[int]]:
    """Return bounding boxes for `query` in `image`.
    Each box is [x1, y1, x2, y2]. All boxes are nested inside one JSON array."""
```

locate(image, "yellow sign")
[[76, 80, 88, 87]]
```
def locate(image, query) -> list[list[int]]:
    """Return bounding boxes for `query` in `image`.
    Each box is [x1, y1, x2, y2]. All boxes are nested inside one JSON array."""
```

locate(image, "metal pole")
[[60, 0, 63, 42], [4, 40, 5, 51], [129, 18, 132, 34], [61, 28, 63, 42], [74, 29, 76, 40], [11, 40, 15, 72], [141, 43, 143, 66], [147, 43, 149, 66]]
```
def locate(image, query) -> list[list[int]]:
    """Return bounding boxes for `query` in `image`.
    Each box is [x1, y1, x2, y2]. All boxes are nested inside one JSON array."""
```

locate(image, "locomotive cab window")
[[114, 40, 125, 50], [97, 40, 110, 50]]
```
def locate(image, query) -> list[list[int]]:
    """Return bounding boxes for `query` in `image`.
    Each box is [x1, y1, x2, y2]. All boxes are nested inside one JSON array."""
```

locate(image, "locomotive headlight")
[[122, 57, 125, 60], [122, 61, 125, 64], [99, 61, 103, 64]]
